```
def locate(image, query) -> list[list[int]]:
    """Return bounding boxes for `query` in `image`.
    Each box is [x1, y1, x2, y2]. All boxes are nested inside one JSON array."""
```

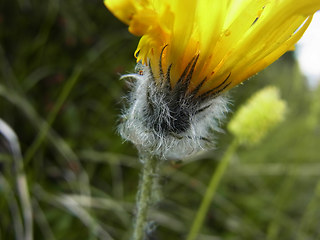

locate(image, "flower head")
[[106, 0, 319, 93], [228, 86, 287, 146], [105, 0, 319, 159]]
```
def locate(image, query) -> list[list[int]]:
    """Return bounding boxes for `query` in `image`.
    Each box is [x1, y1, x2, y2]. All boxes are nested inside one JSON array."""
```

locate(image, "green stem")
[[132, 152, 159, 240], [187, 140, 238, 240]]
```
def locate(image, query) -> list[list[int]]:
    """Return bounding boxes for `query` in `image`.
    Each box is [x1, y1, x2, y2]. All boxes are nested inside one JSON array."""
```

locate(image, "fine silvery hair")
[[118, 50, 230, 160]]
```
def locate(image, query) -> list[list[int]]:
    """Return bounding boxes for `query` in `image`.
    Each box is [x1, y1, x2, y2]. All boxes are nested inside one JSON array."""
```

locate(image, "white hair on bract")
[[118, 63, 229, 160]]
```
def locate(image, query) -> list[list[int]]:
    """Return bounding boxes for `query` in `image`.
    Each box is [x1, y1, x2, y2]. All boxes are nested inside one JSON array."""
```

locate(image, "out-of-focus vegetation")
[[1, 1, 320, 240]]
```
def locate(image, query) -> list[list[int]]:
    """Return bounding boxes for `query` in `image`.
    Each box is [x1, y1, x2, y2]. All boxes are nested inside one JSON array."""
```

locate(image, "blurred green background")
[[1, 1, 320, 240]]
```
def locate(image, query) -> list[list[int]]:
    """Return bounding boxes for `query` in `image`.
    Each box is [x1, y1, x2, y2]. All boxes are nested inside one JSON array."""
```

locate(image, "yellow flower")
[[105, 0, 319, 159], [105, 0, 319, 96]]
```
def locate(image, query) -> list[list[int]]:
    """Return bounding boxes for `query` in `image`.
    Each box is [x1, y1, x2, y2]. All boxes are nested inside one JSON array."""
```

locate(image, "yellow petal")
[[105, 0, 320, 95], [104, 0, 137, 25], [231, 16, 313, 88]]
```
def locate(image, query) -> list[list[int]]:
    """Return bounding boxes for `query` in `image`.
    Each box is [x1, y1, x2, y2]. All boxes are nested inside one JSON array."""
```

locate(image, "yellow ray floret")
[[105, 0, 320, 95]]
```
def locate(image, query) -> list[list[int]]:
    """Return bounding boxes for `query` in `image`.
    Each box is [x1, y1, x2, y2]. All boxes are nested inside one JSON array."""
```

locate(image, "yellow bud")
[[228, 86, 287, 146]]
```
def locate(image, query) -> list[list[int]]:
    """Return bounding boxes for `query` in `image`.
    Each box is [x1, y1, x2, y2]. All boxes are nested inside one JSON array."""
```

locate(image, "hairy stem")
[[187, 140, 238, 240], [132, 152, 159, 240]]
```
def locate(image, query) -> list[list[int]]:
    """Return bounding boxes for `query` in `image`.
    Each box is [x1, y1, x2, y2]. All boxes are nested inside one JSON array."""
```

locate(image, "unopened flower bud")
[[228, 86, 287, 146]]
